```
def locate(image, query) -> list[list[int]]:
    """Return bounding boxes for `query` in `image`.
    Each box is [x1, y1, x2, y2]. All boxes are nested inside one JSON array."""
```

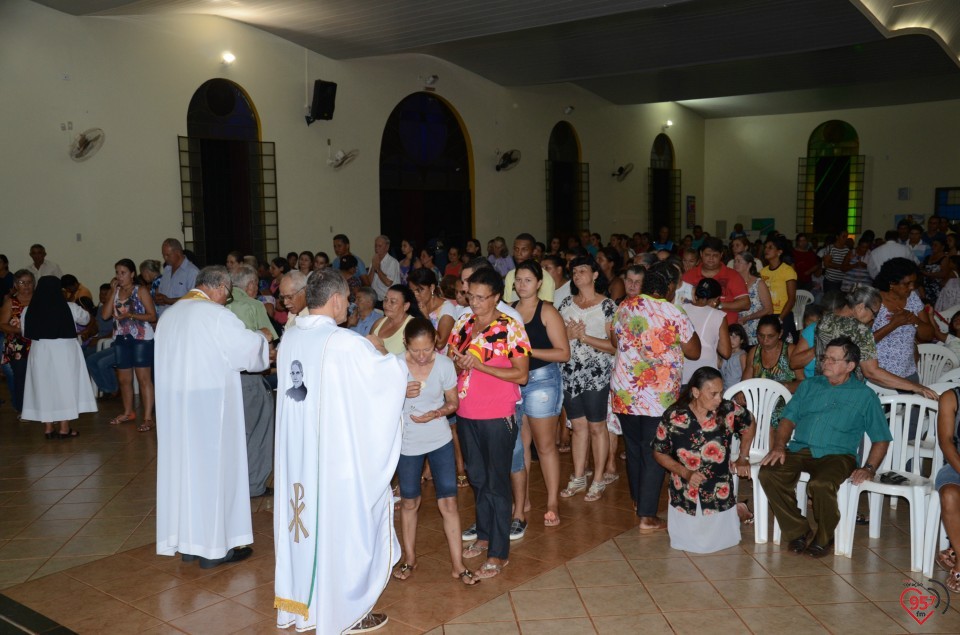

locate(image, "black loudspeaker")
[[306, 80, 337, 125]]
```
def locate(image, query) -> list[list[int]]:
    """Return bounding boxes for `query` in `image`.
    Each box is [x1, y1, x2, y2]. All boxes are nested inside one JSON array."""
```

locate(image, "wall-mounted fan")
[[327, 149, 358, 169], [496, 149, 521, 172], [612, 163, 634, 181], [69, 128, 105, 162]]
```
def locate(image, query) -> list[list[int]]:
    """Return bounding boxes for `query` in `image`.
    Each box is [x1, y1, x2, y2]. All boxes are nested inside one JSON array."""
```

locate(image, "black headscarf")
[[24, 276, 76, 340]]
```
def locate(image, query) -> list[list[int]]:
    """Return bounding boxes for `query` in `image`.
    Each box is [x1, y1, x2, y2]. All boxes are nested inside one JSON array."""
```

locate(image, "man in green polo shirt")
[[759, 336, 891, 558], [229, 264, 278, 498]]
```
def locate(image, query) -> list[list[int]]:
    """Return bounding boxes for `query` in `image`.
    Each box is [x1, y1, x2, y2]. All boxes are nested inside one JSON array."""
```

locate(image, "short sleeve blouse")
[[651, 401, 752, 515], [610, 295, 695, 417], [397, 354, 457, 456], [557, 295, 616, 397], [872, 291, 923, 378]]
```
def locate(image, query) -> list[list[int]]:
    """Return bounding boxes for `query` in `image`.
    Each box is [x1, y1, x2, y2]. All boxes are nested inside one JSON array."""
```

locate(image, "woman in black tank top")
[[513, 261, 570, 527]]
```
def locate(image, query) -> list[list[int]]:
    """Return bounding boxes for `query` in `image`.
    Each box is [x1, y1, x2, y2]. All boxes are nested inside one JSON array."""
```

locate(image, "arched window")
[[379, 92, 472, 255], [178, 79, 278, 267], [796, 120, 863, 236], [546, 121, 589, 245], [648, 133, 680, 239]]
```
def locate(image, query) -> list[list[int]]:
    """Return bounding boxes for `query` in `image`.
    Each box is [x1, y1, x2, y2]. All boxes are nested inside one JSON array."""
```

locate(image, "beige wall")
[[1, 0, 705, 286], [703, 100, 960, 239]]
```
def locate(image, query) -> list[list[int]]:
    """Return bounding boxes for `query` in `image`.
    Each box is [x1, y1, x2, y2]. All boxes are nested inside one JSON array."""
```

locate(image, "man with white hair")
[[362, 235, 400, 303], [155, 238, 199, 315], [278, 270, 309, 327], [228, 265, 278, 498], [274, 268, 405, 634], [155, 265, 271, 568]]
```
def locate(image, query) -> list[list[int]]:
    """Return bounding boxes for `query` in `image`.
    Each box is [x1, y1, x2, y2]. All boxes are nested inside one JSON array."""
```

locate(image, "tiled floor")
[[2, 397, 960, 633]]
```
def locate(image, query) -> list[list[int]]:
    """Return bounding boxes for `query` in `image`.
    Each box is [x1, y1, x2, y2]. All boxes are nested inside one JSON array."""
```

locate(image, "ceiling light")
[[662, 119, 673, 131], [222, 52, 236, 65], [563, 106, 575, 115], [424, 74, 439, 85]]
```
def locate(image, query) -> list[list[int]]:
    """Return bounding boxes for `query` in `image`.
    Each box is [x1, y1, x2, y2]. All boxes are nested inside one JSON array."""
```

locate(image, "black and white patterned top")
[[557, 295, 616, 397]]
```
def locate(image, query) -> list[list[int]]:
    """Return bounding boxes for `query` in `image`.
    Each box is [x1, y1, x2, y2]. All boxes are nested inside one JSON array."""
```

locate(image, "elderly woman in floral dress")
[[652, 366, 756, 553]]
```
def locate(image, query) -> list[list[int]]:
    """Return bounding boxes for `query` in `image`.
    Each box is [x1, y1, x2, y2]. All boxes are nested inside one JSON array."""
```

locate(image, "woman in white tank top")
[[682, 278, 731, 386]]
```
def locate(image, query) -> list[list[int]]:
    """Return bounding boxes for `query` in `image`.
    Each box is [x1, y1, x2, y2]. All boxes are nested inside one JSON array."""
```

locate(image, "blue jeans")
[[86, 344, 118, 394], [397, 441, 458, 500]]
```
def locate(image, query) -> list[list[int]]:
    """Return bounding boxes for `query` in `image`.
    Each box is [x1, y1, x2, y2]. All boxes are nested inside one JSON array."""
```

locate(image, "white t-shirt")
[[371, 253, 401, 300]]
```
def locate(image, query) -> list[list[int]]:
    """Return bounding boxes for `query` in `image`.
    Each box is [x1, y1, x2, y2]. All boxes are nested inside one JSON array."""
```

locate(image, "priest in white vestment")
[[155, 266, 271, 567], [274, 268, 405, 634]]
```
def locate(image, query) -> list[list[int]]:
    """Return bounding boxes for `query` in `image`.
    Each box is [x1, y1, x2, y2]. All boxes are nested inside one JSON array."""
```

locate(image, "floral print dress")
[[557, 296, 616, 397], [738, 278, 764, 345], [651, 401, 752, 515]]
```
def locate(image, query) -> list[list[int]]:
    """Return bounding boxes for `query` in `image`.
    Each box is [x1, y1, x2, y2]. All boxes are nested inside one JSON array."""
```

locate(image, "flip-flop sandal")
[[109, 413, 136, 425], [557, 444, 571, 454], [543, 511, 560, 527], [948, 567, 960, 593], [58, 428, 80, 439], [392, 562, 417, 581], [138, 420, 155, 432], [458, 569, 480, 586], [638, 519, 667, 533], [737, 501, 754, 524], [457, 474, 469, 488], [474, 560, 508, 579], [602, 472, 620, 485], [937, 548, 958, 572], [462, 543, 488, 559]]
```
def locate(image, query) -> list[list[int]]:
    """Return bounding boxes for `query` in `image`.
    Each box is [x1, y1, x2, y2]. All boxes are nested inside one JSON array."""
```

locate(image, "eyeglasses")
[[16, 280, 33, 286], [278, 286, 306, 302], [467, 292, 496, 303], [818, 355, 849, 365]]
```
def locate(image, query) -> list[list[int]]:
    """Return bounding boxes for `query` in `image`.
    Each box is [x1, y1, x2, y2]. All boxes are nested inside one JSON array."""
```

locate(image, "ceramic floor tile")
[[664, 608, 751, 634], [510, 588, 586, 621], [38, 501, 106, 520], [448, 593, 516, 623], [777, 574, 869, 604], [132, 582, 227, 621], [94, 566, 185, 602], [0, 537, 65, 560], [168, 599, 265, 635], [0, 558, 45, 587], [840, 571, 923, 602], [593, 613, 673, 633], [876, 600, 960, 633], [824, 549, 899, 574], [715, 577, 798, 608], [29, 554, 104, 579], [567, 540, 625, 562], [646, 580, 730, 612], [805, 601, 908, 634], [58, 486, 123, 504], [232, 583, 283, 617], [691, 553, 770, 580], [17, 517, 87, 539], [736, 605, 829, 633], [517, 617, 596, 634], [445, 623, 521, 635], [630, 556, 706, 584], [12, 489, 70, 505], [565, 559, 638, 587], [55, 531, 129, 556], [578, 583, 659, 616], [511, 565, 575, 591]]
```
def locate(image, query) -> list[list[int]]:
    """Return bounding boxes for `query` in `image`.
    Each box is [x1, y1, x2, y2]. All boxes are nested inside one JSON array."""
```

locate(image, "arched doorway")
[[648, 133, 680, 239], [797, 120, 863, 236], [379, 92, 472, 258], [178, 79, 279, 267], [546, 121, 589, 245]]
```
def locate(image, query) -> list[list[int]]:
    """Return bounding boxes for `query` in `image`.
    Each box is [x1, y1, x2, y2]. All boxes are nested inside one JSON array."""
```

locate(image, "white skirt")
[[668, 499, 741, 554], [21, 338, 97, 422]]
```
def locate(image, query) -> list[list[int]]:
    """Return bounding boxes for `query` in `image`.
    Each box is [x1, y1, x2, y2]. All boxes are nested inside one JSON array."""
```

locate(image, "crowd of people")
[[7, 213, 960, 629]]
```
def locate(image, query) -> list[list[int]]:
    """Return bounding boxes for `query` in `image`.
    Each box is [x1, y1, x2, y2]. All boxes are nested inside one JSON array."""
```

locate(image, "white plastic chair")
[[770, 469, 854, 556], [723, 378, 792, 544], [937, 367, 960, 385], [866, 381, 897, 398], [839, 394, 940, 571], [918, 343, 960, 386], [792, 289, 814, 329]]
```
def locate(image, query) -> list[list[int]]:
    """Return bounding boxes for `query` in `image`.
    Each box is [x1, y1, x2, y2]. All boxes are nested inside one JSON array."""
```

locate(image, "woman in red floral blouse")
[[652, 366, 756, 553]]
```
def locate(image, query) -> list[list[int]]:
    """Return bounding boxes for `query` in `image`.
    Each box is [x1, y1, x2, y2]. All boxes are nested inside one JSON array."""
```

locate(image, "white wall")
[[704, 100, 960, 238], [0, 0, 705, 285]]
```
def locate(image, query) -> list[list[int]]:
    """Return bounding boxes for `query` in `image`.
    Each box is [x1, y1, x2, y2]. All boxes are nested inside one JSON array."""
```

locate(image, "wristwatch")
[[862, 463, 876, 474]]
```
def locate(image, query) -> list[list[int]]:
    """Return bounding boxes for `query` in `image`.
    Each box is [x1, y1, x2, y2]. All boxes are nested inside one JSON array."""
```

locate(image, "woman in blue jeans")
[[101, 259, 156, 431], [512, 260, 570, 527], [393, 318, 478, 586]]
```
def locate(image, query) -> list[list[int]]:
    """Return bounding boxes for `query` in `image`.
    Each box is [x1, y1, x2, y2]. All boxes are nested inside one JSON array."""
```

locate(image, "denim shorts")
[[518, 364, 563, 419], [511, 408, 524, 473], [936, 462, 960, 491], [563, 388, 609, 423], [113, 335, 154, 369], [397, 441, 458, 500]]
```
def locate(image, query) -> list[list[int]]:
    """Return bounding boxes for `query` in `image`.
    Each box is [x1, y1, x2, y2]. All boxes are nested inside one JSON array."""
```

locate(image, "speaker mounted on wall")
[[305, 79, 337, 126]]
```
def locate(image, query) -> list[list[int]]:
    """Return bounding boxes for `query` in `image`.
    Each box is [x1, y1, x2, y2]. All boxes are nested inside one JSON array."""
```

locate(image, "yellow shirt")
[[760, 263, 797, 314], [502, 268, 556, 303]]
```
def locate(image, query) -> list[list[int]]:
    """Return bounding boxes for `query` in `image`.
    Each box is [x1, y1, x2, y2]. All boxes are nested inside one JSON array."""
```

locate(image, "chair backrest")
[[940, 303, 960, 323], [793, 289, 814, 328], [875, 394, 941, 475], [927, 382, 959, 395], [918, 343, 960, 385], [866, 381, 897, 397], [723, 378, 792, 456], [937, 367, 960, 385]]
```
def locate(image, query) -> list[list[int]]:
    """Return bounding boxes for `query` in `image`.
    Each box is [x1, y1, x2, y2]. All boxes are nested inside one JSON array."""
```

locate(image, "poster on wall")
[[686, 196, 696, 229], [895, 213, 926, 227], [752, 218, 775, 239]]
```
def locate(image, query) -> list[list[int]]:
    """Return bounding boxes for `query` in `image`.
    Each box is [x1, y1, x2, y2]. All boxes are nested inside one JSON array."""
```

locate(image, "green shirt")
[[229, 288, 278, 339], [784, 375, 891, 458]]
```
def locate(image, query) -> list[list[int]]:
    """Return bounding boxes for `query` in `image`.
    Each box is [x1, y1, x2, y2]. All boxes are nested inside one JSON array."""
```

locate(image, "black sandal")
[[44, 431, 56, 440], [458, 569, 480, 586], [58, 428, 79, 439]]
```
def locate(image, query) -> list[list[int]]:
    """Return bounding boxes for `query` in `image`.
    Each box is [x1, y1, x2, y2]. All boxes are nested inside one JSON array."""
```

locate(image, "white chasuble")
[[274, 314, 405, 633], [155, 291, 270, 559]]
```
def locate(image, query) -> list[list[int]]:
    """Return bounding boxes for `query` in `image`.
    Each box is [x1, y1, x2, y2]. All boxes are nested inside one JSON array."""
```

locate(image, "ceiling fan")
[[612, 163, 634, 182], [495, 149, 521, 172], [327, 148, 358, 169], [69, 128, 105, 162]]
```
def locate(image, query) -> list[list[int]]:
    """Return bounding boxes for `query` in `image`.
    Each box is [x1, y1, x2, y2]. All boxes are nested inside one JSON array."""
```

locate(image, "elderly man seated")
[[759, 336, 891, 558]]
